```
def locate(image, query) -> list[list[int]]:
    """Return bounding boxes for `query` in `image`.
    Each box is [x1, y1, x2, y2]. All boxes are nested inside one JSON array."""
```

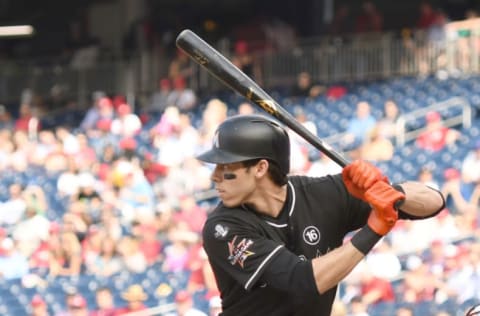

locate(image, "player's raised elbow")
[[398, 181, 446, 219]]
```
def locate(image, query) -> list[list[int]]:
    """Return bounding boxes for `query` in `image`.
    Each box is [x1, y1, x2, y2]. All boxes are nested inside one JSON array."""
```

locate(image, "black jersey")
[[202, 174, 373, 316]]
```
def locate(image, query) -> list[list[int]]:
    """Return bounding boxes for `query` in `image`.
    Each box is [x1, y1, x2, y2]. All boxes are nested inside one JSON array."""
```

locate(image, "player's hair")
[[243, 158, 288, 186]]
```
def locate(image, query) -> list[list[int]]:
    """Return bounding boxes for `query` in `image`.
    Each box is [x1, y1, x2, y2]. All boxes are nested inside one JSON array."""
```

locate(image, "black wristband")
[[350, 225, 382, 255]]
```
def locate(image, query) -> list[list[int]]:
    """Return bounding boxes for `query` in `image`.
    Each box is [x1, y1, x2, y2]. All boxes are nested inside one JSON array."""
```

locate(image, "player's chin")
[[220, 196, 241, 208]]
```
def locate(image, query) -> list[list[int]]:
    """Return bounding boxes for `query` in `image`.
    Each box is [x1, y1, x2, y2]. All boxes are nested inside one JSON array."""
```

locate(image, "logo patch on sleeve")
[[214, 224, 229, 239], [227, 236, 254, 268]]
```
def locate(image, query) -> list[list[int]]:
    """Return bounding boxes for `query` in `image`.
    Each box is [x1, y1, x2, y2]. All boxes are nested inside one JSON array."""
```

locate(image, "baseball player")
[[198, 114, 445, 316]]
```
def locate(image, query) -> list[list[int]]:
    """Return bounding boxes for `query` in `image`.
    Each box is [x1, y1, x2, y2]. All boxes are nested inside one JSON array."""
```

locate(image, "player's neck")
[[244, 182, 287, 218]]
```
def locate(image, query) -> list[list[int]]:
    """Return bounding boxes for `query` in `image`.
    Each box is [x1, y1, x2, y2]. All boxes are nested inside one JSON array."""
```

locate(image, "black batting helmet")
[[197, 114, 290, 174]]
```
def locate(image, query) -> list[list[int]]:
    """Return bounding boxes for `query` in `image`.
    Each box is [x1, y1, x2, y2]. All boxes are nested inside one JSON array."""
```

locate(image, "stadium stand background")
[[1, 0, 480, 315]]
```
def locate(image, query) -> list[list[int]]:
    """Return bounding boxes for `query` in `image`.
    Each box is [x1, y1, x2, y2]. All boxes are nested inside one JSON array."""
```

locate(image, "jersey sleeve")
[[202, 214, 285, 291]]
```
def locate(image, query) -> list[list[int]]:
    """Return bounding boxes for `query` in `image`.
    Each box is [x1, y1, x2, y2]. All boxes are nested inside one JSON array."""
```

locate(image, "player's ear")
[[254, 159, 269, 178]]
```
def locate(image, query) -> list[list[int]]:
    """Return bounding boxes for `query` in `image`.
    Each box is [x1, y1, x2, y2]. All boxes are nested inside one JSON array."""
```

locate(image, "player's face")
[[211, 162, 257, 207]]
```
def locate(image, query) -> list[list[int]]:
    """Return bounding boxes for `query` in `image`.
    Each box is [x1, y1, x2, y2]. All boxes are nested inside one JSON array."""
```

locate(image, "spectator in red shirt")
[[29, 227, 59, 271], [417, 1, 437, 29], [359, 267, 395, 305], [187, 242, 218, 295], [400, 255, 438, 303], [138, 224, 162, 265], [173, 195, 207, 234], [355, 1, 383, 33], [0, 228, 7, 256], [416, 111, 460, 151], [15, 103, 41, 133]]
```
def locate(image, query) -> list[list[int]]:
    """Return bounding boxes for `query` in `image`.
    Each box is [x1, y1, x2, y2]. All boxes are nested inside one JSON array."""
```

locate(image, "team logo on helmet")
[[303, 226, 321, 245], [213, 131, 220, 148], [227, 236, 255, 268]]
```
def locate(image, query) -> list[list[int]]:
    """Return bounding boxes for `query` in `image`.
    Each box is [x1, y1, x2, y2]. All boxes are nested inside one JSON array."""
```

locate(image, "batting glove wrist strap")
[[351, 225, 382, 255]]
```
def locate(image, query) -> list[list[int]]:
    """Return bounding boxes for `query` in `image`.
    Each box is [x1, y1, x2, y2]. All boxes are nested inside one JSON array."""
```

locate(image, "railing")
[[319, 97, 472, 151], [2, 20, 480, 109], [395, 97, 472, 146]]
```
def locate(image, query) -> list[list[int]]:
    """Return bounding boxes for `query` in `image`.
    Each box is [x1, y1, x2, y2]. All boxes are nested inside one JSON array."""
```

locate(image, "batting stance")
[[198, 114, 445, 316]]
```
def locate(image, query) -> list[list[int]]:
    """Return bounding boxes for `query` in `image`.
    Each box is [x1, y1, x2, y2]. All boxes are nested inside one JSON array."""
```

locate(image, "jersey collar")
[[262, 180, 295, 227]]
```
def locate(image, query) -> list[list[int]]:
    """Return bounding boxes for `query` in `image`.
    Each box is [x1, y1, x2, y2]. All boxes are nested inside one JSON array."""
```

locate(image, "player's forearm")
[[396, 181, 445, 218], [311, 242, 364, 294]]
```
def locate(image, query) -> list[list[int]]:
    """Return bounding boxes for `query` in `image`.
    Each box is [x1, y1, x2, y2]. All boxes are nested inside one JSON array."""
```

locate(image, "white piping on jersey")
[[245, 244, 284, 290], [264, 181, 296, 227], [287, 181, 295, 216]]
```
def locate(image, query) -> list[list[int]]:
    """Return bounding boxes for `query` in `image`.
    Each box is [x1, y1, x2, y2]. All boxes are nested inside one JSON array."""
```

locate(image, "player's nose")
[[211, 165, 222, 182]]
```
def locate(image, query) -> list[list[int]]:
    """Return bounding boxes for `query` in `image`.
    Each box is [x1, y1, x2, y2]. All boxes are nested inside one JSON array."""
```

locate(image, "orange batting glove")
[[365, 181, 406, 235], [342, 160, 388, 201]]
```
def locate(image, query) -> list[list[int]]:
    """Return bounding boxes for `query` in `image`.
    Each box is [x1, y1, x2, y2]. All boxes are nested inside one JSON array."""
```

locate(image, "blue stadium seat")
[[367, 301, 396, 316]]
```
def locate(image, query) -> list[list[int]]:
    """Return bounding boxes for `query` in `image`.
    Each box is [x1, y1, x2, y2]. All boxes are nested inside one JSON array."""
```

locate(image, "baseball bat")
[[176, 29, 349, 167]]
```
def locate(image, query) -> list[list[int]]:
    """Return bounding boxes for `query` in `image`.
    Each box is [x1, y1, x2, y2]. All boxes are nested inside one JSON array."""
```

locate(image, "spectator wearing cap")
[[416, 111, 461, 152], [66, 294, 89, 316], [30, 294, 48, 316], [114, 284, 148, 315], [110, 103, 142, 138], [168, 290, 207, 316], [80, 95, 113, 132]]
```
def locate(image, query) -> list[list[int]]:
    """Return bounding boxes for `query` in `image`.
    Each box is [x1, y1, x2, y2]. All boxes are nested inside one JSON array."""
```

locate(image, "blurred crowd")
[[0, 76, 480, 316]]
